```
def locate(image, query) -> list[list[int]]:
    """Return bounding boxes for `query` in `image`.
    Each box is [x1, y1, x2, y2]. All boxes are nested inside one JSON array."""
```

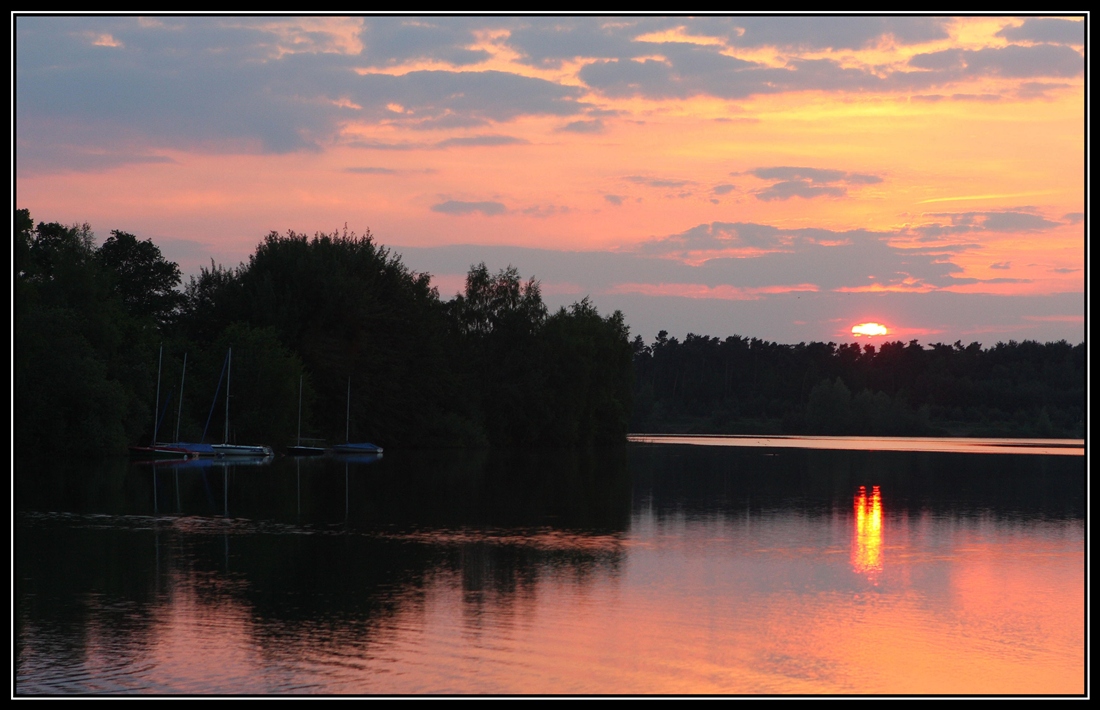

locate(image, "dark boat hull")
[[331, 442, 383, 455], [128, 445, 195, 459]]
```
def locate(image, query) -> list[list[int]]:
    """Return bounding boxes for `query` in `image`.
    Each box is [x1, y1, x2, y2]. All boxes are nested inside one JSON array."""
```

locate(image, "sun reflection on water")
[[853, 485, 883, 580]]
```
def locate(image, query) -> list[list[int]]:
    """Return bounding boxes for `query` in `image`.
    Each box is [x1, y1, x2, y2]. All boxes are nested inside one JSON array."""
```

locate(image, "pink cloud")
[[608, 282, 819, 300], [1022, 314, 1084, 323], [833, 282, 936, 294]]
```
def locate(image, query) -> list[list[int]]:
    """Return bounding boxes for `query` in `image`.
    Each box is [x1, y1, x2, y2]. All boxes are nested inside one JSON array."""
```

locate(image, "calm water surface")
[[15, 442, 1085, 695]]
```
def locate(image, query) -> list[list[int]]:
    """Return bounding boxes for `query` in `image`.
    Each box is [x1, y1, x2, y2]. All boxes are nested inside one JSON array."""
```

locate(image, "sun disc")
[[852, 322, 888, 337]]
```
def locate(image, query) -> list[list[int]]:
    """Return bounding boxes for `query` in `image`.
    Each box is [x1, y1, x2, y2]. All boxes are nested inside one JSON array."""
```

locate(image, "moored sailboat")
[[330, 377, 383, 455], [210, 347, 274, 458], [129, 345, 194, 459], [287, 375, 325, 456], [160, 352, 215, 456]]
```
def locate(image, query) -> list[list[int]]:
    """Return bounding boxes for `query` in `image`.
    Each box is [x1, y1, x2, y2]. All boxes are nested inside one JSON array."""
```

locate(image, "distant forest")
[[15, 209, 1084, 457], [632, 333, 1084, 438]]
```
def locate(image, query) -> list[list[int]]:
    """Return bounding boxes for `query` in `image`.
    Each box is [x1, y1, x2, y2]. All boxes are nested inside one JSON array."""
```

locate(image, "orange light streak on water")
[[627, 434, 1085, 456], [853, 486, 883, 580]]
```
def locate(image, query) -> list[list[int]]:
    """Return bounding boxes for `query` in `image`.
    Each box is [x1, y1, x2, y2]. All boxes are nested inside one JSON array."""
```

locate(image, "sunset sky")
[[14, 14, 1086, 345]]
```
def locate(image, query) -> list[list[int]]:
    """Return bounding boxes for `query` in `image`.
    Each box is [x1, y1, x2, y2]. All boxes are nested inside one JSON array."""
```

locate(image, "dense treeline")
[[15, 209, 1084, 456], [16, 211, 178, 456], [632, 332, 1085, 438], [16, 211, 633, 455]]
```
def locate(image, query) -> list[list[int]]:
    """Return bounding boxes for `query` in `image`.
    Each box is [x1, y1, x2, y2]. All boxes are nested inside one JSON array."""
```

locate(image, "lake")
[[14, 439, 1085, 696]]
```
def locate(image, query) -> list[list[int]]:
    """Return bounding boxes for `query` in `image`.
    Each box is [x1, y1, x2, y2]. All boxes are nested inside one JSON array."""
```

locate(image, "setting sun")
[[852, 323, 889, 337]]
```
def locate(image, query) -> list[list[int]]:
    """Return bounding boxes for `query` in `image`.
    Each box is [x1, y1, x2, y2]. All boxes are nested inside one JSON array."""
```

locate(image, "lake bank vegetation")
[[15, 209, 1083, 456]]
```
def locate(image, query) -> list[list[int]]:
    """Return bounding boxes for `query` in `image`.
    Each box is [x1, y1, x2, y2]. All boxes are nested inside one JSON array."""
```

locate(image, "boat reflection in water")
[[852, 485, 883, 580]]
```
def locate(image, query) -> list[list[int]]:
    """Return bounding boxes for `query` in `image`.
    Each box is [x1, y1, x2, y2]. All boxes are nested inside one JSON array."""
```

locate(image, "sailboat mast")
[[297, 375, 303, 446], [175, 353, 187, 443], [224, 347, 232, 445], [152, 345, 163, 445], [346, 376, 351, 444]]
